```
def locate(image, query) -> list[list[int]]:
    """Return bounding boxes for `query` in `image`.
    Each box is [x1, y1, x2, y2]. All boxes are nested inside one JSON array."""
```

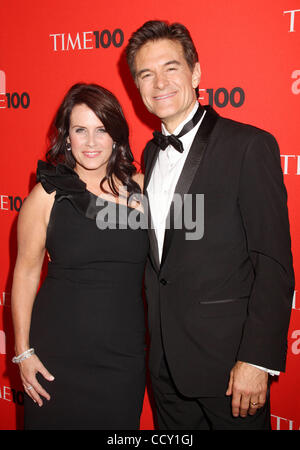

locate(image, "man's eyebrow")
[[164, 60, 181, 67], [136, 68, 151, 78], [136, 60, 181, 78]]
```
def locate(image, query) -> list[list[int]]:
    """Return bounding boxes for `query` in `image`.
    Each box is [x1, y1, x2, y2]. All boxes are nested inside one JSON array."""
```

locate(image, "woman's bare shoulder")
[[132, 172, 144, 191], [19, 183, 55, 224]]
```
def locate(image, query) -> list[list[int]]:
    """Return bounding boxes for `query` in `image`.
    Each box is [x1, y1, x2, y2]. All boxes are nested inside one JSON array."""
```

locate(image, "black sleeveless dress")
[[24, 161, 149, 430]]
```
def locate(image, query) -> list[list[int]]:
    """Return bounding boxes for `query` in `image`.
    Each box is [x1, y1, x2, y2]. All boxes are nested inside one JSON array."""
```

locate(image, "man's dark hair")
[[125, 20, 199, 96]]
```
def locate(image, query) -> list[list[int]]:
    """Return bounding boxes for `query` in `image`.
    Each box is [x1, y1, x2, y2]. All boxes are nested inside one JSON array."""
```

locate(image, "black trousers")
[[150, 355, 271, 430]]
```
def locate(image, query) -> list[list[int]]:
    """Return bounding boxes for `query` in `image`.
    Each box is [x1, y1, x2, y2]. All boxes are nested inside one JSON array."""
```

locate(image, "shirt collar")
[[161, 101, 200, 136]]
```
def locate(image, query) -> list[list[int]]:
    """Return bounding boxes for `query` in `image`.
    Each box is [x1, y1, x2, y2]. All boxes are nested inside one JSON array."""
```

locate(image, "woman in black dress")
[[11, 83, 149, 429]]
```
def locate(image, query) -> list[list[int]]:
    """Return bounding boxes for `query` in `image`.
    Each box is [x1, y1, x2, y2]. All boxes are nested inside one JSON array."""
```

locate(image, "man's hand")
[[226, 361, 268, 418]]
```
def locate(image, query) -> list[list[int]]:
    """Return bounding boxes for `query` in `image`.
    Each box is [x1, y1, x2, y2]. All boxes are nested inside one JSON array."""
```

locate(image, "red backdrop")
[[0, 0, 299, 430]]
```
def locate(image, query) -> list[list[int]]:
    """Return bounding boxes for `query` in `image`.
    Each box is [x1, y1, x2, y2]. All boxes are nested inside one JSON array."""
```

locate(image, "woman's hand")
[[19, 355, 55, 406]]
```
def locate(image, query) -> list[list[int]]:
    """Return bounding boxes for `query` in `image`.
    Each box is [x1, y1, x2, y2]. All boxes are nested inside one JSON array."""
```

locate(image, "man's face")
[[134, 39, 201, 132]]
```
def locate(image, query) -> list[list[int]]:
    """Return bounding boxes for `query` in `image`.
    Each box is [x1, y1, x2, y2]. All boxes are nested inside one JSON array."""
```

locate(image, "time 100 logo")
[[199, 87, 245, 108], [0, 93, 30, 109], [0, 70, 30, 109]]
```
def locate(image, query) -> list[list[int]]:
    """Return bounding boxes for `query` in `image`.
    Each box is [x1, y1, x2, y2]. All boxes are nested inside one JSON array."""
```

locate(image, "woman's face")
[[67, 103, 114, 177]]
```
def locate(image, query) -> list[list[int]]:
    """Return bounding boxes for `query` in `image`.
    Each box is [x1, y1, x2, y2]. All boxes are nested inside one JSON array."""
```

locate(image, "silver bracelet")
[[12, 348, 35, 364]]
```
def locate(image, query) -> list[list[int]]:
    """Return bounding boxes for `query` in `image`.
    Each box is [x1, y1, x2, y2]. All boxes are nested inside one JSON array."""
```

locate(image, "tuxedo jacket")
[[143, 105, 294, 397]]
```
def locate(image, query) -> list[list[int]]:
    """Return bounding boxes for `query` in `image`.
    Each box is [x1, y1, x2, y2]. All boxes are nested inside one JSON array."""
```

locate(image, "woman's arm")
[[11, 183, 55, 406]]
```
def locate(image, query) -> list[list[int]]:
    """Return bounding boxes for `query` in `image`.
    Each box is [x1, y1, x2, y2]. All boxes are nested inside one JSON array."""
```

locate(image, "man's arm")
[[227, 131, 294, 417]]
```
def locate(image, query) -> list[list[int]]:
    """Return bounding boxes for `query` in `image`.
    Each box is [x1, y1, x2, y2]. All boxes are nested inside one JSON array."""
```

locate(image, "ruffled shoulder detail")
[[35, 160, 143, 222], [36, 160, 86, 194], [36, 160, 98, 219]]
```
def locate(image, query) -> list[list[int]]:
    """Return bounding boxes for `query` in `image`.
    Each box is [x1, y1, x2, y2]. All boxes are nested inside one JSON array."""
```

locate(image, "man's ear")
[[134, 76, 140, 90], [192, 62, 201, 89]]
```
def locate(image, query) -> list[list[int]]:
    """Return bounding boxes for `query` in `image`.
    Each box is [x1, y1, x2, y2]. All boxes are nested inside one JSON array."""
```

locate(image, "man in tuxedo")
[[125, 20, 294, 429]]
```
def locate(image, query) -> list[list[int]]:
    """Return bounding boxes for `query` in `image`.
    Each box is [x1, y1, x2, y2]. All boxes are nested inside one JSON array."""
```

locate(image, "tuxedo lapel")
[[143, 142, 160, 272], [144, 142, 160, 191], [145, 192, 160, 273], [160, 106, 219, 268]]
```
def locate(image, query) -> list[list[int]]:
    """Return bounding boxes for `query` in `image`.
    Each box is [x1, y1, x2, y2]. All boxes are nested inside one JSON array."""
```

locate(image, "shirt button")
[[160, 278, 168, 285]]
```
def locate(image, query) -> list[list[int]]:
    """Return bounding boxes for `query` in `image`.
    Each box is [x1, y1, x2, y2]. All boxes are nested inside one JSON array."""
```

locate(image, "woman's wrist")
[[12, 348, 35, 364], [14, 342, 30, 356]]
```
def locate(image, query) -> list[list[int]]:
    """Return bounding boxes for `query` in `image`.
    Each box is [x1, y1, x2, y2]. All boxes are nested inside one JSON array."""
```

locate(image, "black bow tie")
[[152, 104, 204, 153], [152, 132, 184, 153]]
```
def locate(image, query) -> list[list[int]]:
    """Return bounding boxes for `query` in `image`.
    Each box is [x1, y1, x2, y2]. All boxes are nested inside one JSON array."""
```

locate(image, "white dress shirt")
[[147, 102, 205, 262], [147, 101, 279, 377]]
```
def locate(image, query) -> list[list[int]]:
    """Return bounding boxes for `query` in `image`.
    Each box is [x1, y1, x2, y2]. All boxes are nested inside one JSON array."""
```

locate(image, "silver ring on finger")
[[24, 385, 33, 391]]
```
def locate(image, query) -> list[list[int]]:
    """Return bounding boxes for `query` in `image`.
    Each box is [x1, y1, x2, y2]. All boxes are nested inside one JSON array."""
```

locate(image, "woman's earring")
[[112, 142, 116, 151], [66, 142, 71, 151]]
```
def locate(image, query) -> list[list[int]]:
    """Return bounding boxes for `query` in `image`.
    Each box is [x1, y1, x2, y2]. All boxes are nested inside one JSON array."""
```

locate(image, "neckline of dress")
[[63, 163, 143, 213], [87, 189, 143, 212]]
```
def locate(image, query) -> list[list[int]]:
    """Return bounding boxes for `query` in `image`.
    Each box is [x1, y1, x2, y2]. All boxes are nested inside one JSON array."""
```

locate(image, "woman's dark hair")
[[125, 20, 199, 97], [46, 83, 141, 197]]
